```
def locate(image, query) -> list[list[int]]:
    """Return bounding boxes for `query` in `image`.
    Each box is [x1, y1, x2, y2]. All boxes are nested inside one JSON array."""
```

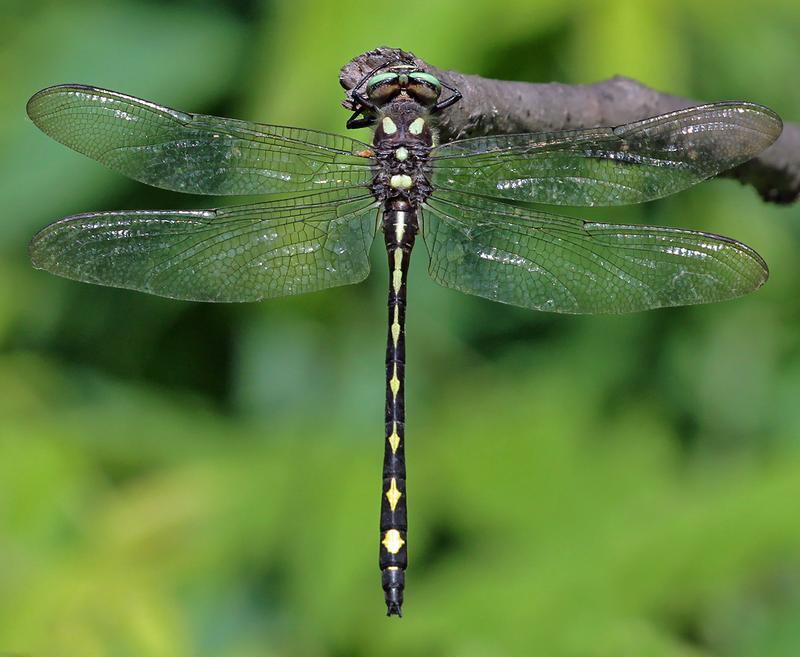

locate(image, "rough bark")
[[340, 47, 798, 205]]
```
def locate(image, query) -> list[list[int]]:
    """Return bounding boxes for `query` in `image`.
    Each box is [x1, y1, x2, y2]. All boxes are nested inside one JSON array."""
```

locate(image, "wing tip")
[[737, 239, 770, 291], [28, 219, 65, 272], [695, 228, 770, 296], [27, 83, 97, 120], [729, 100, 784, 148], [708, 101, 783, 153], [703, 225, 769, 277]]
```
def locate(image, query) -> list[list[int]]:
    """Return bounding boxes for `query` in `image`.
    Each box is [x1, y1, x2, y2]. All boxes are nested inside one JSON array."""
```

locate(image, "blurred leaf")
[[569, 0, 688, 90]]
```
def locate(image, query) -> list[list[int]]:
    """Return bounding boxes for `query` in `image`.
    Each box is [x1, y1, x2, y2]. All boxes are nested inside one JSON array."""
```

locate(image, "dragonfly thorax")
[[374, 100, 435, 145], [371, 103, 434, 207]]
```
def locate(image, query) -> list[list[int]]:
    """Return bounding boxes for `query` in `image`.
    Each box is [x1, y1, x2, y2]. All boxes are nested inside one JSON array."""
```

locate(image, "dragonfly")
[[27, 64, 781, 616]]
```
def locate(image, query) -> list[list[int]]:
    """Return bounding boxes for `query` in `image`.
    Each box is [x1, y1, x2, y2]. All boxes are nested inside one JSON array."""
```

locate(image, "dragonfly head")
[[365, 66, 443, 109], [346, 62, 462, 130]]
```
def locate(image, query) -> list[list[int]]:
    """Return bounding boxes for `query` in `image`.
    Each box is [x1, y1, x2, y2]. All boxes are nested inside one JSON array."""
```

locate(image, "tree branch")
[[340, 47, 798, 205]]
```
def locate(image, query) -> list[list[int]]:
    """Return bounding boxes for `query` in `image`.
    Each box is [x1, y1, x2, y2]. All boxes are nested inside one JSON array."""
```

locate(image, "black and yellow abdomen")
[[379, 202, 416, 616], [372, 103, 433, 617]]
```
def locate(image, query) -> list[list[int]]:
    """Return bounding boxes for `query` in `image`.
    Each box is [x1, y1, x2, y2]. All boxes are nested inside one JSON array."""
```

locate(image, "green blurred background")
[[2, 0, 800, 655]]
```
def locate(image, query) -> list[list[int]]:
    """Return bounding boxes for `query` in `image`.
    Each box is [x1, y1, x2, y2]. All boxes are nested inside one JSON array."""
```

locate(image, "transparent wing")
[[27, 84, 374, 195], [430, 102, 782, 206], [30, 188, 379, 302], [422, 190, 767, 314]]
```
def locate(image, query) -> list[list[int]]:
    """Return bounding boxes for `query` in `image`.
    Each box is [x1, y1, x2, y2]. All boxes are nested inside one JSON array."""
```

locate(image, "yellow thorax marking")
[[386, 478, 402, 511], [388, 423, 401, 453], [409, 117, 425, 135], [382, 116, 397, 134], [390, 174, 413, 190], [382, 529, 405, 554]]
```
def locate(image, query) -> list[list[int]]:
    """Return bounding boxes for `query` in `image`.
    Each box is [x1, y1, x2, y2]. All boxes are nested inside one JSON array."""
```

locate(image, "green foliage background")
[[2, 0, 800, 655]]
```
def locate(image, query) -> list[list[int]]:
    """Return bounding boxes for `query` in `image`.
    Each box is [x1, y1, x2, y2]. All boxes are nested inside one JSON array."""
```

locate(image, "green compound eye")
[[366, 72, 399, 92], [409, 72, 441, 89]]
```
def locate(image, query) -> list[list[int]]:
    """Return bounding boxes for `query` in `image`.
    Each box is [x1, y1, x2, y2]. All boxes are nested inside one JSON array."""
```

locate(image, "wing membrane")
[[423, 190, 767, 313], [30, 188, 379, 302], [27, 84, 374, 195], [431, 102, 782, 206]]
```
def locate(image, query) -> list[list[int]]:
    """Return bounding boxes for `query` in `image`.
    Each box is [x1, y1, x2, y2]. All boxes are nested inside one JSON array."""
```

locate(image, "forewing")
[[431, 102, 782, 206], [27, 84, 374, 195], [423, 190, 767, 314], [30, 188, 379, 302]]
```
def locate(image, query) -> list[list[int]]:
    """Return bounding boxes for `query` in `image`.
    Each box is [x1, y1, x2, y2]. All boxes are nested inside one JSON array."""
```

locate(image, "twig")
[[340, 47, 798, 205]]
